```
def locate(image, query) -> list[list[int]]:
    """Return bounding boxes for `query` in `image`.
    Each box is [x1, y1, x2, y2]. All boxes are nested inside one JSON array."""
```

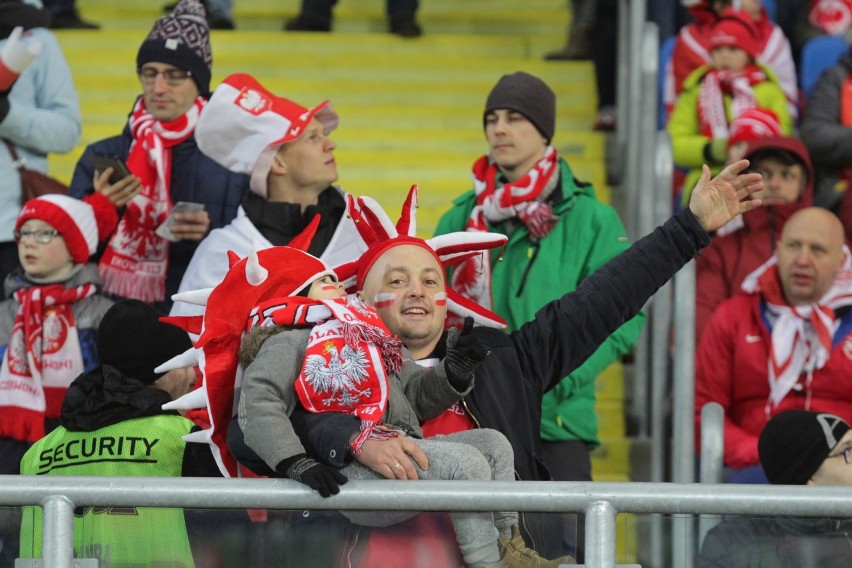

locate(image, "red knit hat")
[[728, 108, 782, 148], [710, 9, 761, 59], [16, 193, 118, 264]]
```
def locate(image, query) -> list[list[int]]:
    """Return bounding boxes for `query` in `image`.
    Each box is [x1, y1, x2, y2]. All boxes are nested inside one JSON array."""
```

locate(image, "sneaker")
[[496, 525, 576, 567], [389, 16, 422, 38], [284, 15, 332, 32], [49, 9, 99, 30]]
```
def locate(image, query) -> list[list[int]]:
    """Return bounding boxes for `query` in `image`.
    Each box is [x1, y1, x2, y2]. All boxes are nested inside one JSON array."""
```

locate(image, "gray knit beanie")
[[483, 71, 556, 143], [136, 0, 211, 96]]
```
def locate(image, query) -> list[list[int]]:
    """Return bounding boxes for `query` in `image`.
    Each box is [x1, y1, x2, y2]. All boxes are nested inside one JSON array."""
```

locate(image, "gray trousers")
[[341, 428, 517, 565]]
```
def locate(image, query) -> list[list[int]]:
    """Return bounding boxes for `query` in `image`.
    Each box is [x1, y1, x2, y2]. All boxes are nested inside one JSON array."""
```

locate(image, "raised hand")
[[688, 160, 764, 232]]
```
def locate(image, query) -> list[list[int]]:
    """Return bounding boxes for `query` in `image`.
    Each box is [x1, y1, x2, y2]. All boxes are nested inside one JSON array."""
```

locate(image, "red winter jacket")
[[695, 136, 814, 342], [694, 293, 852, 469]]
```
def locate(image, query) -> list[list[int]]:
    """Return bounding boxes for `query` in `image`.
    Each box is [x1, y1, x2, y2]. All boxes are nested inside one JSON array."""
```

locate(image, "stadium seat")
[[800, 35, 848, 99]]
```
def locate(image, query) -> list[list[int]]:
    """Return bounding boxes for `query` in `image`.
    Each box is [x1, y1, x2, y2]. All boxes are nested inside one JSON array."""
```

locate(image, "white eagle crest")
[[303, 343, 371, 408]]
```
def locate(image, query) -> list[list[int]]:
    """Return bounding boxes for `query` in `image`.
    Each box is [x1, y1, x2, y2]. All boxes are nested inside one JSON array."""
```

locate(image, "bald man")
[[695, 207, 852, 482]]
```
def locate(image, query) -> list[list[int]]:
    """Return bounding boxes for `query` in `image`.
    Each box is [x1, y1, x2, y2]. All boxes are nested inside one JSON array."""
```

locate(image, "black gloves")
[[444, 316, 489, 389], [277, 454, 348, 498]]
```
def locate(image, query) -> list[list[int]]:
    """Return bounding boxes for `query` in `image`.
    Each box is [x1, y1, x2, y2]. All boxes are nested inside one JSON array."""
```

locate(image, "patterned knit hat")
[[195, 73, 339, 198], [333, 185, 509, 329], [16, 193, 118, 264], [483, 71, 556, 143], [710, 9, 761, 59], [759, 410, 851, 485], [137, 0, 212, 96], [728, 108, 782, 148]]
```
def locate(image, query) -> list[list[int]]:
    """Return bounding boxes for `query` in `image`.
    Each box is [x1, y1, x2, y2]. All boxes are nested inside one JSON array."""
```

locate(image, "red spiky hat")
[[157, 217, 333, 477], [334, 185, 509, 329]]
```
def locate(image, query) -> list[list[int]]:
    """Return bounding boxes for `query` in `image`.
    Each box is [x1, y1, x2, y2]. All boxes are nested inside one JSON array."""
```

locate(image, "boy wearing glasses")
[[697, 410, 852, 567], [65, 0, 249, 312], [0, 193, 117, 475]]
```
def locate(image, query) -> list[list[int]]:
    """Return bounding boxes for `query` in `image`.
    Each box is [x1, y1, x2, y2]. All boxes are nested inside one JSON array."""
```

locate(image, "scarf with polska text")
[[98, 96, 204, 302], [697, 66, 766, 141], [250, 294, 404, 453], [741, 247, 852, 410], [0, 283, 95, 442], [451, 146, 560, 310]]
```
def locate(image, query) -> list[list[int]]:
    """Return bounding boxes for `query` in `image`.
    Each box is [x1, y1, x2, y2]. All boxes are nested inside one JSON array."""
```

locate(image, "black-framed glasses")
[[14, 228, 60, 244], [829, 447, 852, 464], [137, 67, 192, 86]]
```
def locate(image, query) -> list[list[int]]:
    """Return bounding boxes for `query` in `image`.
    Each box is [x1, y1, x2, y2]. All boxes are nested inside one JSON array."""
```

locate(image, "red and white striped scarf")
[[450, 147, 559, 309], [98, 96, 204, 302], [0, 283, 95, 442], [741, 247, 852, 409], [697, 66, 766, 140], [251, 295, 404, 453]]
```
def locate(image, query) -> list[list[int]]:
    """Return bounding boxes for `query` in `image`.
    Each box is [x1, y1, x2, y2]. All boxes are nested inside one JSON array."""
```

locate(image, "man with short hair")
[[435, 71, 644, 524], [265, 160, 764, 563], [67, 0, 249, 312], [697, 410, 852, 567], [695, 207, 852, 482], [695, 135, 813, 341], [170, 73, 361, 318]]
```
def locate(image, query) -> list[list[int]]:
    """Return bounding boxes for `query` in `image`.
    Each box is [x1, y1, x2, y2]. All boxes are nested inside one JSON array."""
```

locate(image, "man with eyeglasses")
[[697, 410, 852, 567], [66, 0, 249, 313]]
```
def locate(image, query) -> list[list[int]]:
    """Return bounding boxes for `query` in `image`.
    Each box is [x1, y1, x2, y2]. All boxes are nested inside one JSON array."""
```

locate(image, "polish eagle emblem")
[[303, 341, 371, 408]]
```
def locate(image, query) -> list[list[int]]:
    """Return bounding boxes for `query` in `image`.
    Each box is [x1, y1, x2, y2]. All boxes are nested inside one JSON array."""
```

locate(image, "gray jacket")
[[800, 51, 852, 169], [238, 327, 471, 472]]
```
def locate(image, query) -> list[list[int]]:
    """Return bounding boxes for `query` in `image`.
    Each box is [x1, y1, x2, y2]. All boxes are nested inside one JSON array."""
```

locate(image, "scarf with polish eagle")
[[451, 146, 560, 310], [741, 246, 852, 409], [98, 96, 204, 302], [809, 0, 852, 35], [249, 294, 404, 454], [697, 66, 767, 141], [0, 283, 96, 442]]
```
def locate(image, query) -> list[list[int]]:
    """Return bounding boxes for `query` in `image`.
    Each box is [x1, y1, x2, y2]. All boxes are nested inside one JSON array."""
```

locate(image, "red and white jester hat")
[[334, 185, 509, 329], [156, 216, 334, 477], [194, 72, 339, 198]]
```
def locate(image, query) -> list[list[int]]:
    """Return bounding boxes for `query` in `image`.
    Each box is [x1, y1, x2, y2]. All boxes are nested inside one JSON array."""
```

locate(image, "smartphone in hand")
[[156, 201, 206, 242], [91, 153, 133, 184]]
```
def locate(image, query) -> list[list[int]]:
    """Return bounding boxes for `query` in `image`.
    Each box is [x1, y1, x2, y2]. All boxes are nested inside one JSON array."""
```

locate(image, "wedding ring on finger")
[[391, 462, 402, 470]]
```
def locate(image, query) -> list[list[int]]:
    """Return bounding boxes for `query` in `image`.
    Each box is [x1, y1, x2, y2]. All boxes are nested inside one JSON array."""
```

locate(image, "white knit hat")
[[195, 73, 339, 198], [16, 194, 118, 264]]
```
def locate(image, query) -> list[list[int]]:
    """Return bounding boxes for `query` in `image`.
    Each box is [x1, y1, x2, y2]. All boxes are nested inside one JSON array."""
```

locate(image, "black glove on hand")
[[278, 454, 348, 498], [445, 316, 489, 389]]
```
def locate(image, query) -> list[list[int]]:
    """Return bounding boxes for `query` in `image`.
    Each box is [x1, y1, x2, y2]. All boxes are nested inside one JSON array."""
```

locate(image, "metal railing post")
[[41, 495, 74, 568], [585, 501, 618, 568], [699, 402, 725, 547]]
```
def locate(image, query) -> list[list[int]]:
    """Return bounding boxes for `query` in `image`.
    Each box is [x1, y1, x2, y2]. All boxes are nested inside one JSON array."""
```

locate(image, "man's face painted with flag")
[[360, 244, 448, 358]]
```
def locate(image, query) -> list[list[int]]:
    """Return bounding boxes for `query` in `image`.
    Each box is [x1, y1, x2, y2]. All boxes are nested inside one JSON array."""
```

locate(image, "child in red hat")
[[668, 8, 793, 204], [0, 192, 117, 474]]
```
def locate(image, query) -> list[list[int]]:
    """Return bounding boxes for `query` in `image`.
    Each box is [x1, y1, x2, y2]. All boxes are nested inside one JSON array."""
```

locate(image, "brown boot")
[[494, 525, 577, 567]]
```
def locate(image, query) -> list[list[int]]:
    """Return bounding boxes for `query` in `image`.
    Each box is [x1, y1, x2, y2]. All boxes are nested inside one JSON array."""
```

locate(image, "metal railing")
[[6, 475, 852, 568]]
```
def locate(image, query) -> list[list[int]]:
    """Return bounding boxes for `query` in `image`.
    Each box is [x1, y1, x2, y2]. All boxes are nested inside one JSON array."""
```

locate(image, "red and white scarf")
[[98, 96, 204, 302], [809, 0, 852, 35], [450, 147, 560, 309], [741, 247, 852, 409], [0, 283, 95, 442], [252, 295, 404, 453], [697, 66, 766, 140]]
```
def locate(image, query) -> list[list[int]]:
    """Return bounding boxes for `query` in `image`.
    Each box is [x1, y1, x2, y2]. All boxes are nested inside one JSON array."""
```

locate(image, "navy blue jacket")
[[68, 125, 250, 310]]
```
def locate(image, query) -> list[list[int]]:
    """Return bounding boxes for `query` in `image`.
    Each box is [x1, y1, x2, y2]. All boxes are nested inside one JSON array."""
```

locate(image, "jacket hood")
[[735, 136, 813, 232], [60, 365, 174, 432]]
